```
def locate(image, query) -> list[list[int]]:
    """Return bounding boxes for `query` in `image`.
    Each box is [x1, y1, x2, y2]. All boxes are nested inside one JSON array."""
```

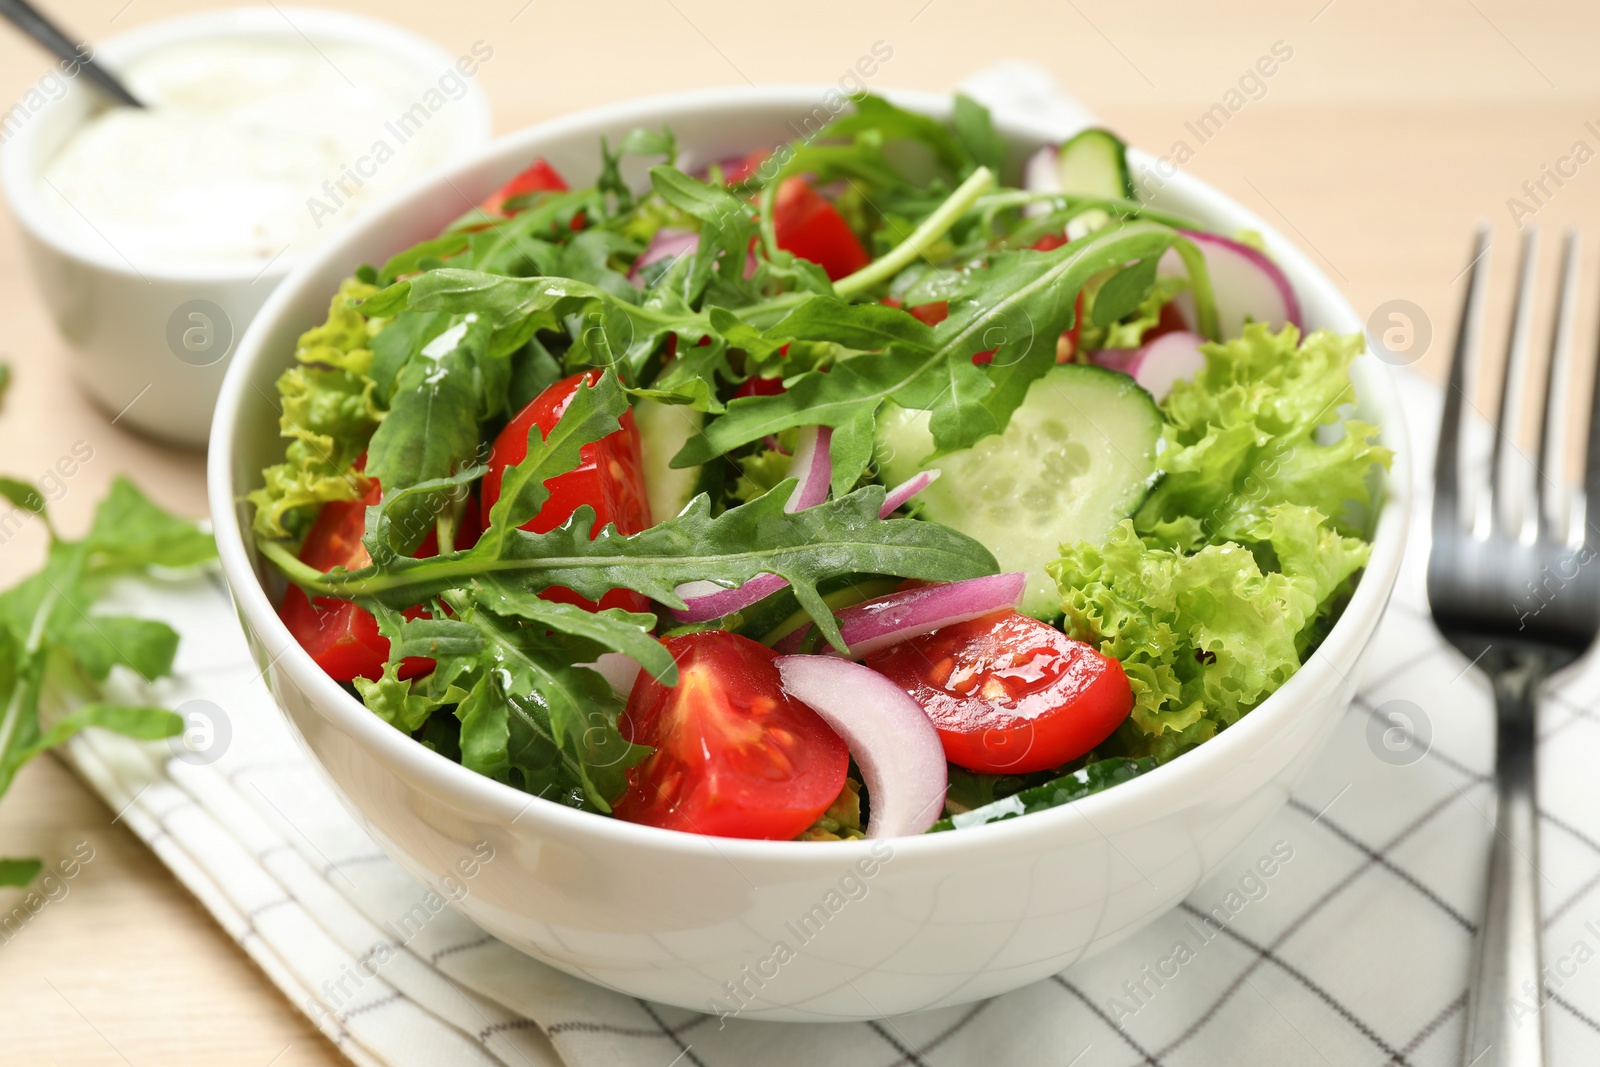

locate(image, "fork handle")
[[1463, 675, 1545, 1066]]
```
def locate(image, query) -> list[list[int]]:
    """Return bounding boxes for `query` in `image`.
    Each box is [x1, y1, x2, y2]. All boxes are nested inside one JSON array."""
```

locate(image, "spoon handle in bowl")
[[0, 0, 143, 108]]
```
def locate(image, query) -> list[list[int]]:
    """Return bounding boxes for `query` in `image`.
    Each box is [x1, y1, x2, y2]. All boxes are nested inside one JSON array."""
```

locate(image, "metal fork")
[[1429, 225, 1599, 1067]]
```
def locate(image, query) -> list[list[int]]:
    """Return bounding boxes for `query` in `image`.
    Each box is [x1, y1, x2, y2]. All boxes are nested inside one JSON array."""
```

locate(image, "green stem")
[[1171, 236, 1221, 342], [258, 539, 331, 591], [972, 190, 1204, 232], [833, 166, 995, 300], [758, 180, 781, 260]]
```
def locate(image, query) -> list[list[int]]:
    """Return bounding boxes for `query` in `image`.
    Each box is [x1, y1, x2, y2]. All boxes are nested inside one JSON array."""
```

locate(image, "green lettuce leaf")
[[246, 279, 388, 539], [1135, 324, 1390, 551], [1052, 510, 1368, 761]]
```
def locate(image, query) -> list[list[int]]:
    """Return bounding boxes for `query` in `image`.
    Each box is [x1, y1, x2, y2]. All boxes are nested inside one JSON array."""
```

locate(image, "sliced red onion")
[[785, 425, 832, 513], [1090, 330, 1207, 402], [1157, 230, 1302, 339], [670, 573, 788, 624], [628, 228, 699, 287], [772, 572, 1027, 659], [879, 469, 941, 518], [668, 425, 832, 622], [775, 655, 948, 838], [838, 573, 1025, 657]]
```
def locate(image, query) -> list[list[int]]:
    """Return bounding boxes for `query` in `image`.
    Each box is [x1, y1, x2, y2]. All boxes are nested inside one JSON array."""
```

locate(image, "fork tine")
[[1490, 228, 1540, 537], [1433, 225, 1491, 535], [1583, 234, 1600, 552], [1537, 229, 1581, 542]]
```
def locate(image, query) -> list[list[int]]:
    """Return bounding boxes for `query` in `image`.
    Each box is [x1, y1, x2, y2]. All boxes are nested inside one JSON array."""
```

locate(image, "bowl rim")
[[0, 5, 494, 283], [209, 83, 1411, 867]]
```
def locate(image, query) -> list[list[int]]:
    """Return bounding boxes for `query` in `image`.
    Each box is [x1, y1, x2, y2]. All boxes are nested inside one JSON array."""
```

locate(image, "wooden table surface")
[[2, 0, 1597, 1062]]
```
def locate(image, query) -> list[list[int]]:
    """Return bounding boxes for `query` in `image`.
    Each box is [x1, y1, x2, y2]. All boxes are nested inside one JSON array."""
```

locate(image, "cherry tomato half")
[[772, 177, 870, 281], [481, 370, 652, 614], [278, 481, 481, 683], [612, 631, 848, 839], [479, 158, 569, 217], [866, 610, 1133, 774]]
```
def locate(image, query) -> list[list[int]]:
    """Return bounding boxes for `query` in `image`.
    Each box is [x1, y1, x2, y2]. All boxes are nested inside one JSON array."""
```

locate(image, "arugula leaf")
[[0, 858, 41, 887], [951, 94, 1007, 181], [445, 604, 649, 810], [0, 478, 47, 526], [811, 94, 974, 177], [365, 314, 499, 556], [649, 166, 762, 305], [365, 270, 694, 385], [286, 483, 997, 653], [0, 479, 210, 885], [88, 477, 217, 571], [677, 222, 1205, 484], [472, 586, 675, 685], [17, 702, 182, 763], [480, 371, 627, 550], [65, 616, 180, 682]]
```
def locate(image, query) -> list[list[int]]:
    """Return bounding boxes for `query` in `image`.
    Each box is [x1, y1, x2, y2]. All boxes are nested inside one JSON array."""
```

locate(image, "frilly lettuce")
[[1135, 323, 1389, 550], [1050, 324, 1389, 761], [246, 279, 386, 539]]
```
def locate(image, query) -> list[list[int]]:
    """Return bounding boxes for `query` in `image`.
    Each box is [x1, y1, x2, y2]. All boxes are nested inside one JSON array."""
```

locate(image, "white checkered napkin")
[[45, 67, 1600, 1067]]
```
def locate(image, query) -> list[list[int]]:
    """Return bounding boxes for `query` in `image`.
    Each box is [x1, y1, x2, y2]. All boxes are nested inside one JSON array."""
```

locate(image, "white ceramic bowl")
[[208, 86, 1409, 1022], [1, 7, 492, 446]]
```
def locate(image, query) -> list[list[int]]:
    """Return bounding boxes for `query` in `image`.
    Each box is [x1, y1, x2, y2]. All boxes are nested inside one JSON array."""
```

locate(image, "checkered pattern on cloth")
[[53, 73, 1600, 1067]]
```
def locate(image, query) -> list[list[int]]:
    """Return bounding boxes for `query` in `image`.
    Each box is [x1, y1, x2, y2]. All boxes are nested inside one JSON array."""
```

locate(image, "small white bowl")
[[1, 7, 492, 446], [208, 86, 1410, 1021]]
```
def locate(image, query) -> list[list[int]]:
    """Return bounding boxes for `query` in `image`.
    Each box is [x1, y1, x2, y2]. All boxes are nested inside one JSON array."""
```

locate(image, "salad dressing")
[[38, 38, 461, 265]]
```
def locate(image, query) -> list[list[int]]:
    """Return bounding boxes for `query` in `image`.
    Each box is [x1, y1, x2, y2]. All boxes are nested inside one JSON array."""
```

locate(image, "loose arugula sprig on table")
[[0, 476, 215, 886], [249, 93, 1235, 817]]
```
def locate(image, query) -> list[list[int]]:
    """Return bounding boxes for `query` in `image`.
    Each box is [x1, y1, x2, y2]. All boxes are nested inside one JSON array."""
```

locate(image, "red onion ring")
[[785, 425, 832, 513], [628, 228, 699, 287], [773, 572, 1027, 658], [776, 655, 948, 838], [669, 573, 789, 624]]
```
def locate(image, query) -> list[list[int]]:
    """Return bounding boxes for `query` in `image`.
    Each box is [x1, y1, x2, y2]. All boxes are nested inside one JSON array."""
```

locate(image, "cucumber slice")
[[633, 399, 703, 522], [1057, 128, 1135, 200], [874, 364, 1161, 619]]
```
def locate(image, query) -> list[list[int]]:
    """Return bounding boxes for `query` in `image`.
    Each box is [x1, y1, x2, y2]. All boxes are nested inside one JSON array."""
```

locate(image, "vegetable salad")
[[249, 94, 1389, 840]]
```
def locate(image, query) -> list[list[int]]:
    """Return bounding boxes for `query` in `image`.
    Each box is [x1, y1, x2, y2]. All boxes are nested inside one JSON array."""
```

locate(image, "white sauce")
[[39, 38, 469, 265]]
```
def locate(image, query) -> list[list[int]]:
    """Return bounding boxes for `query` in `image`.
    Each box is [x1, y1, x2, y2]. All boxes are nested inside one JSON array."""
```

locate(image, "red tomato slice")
[[278, 481, 481, 683], [481, 370, 652, 614], [1057, 291, 1087, 364], [733, 374, 786, 400], [772, 177, 870, 281], [612, 631, 848, 838], [866, 610, 1132, 773], [1145, 300, 1189, 341], [479, 158, 569, 217]]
